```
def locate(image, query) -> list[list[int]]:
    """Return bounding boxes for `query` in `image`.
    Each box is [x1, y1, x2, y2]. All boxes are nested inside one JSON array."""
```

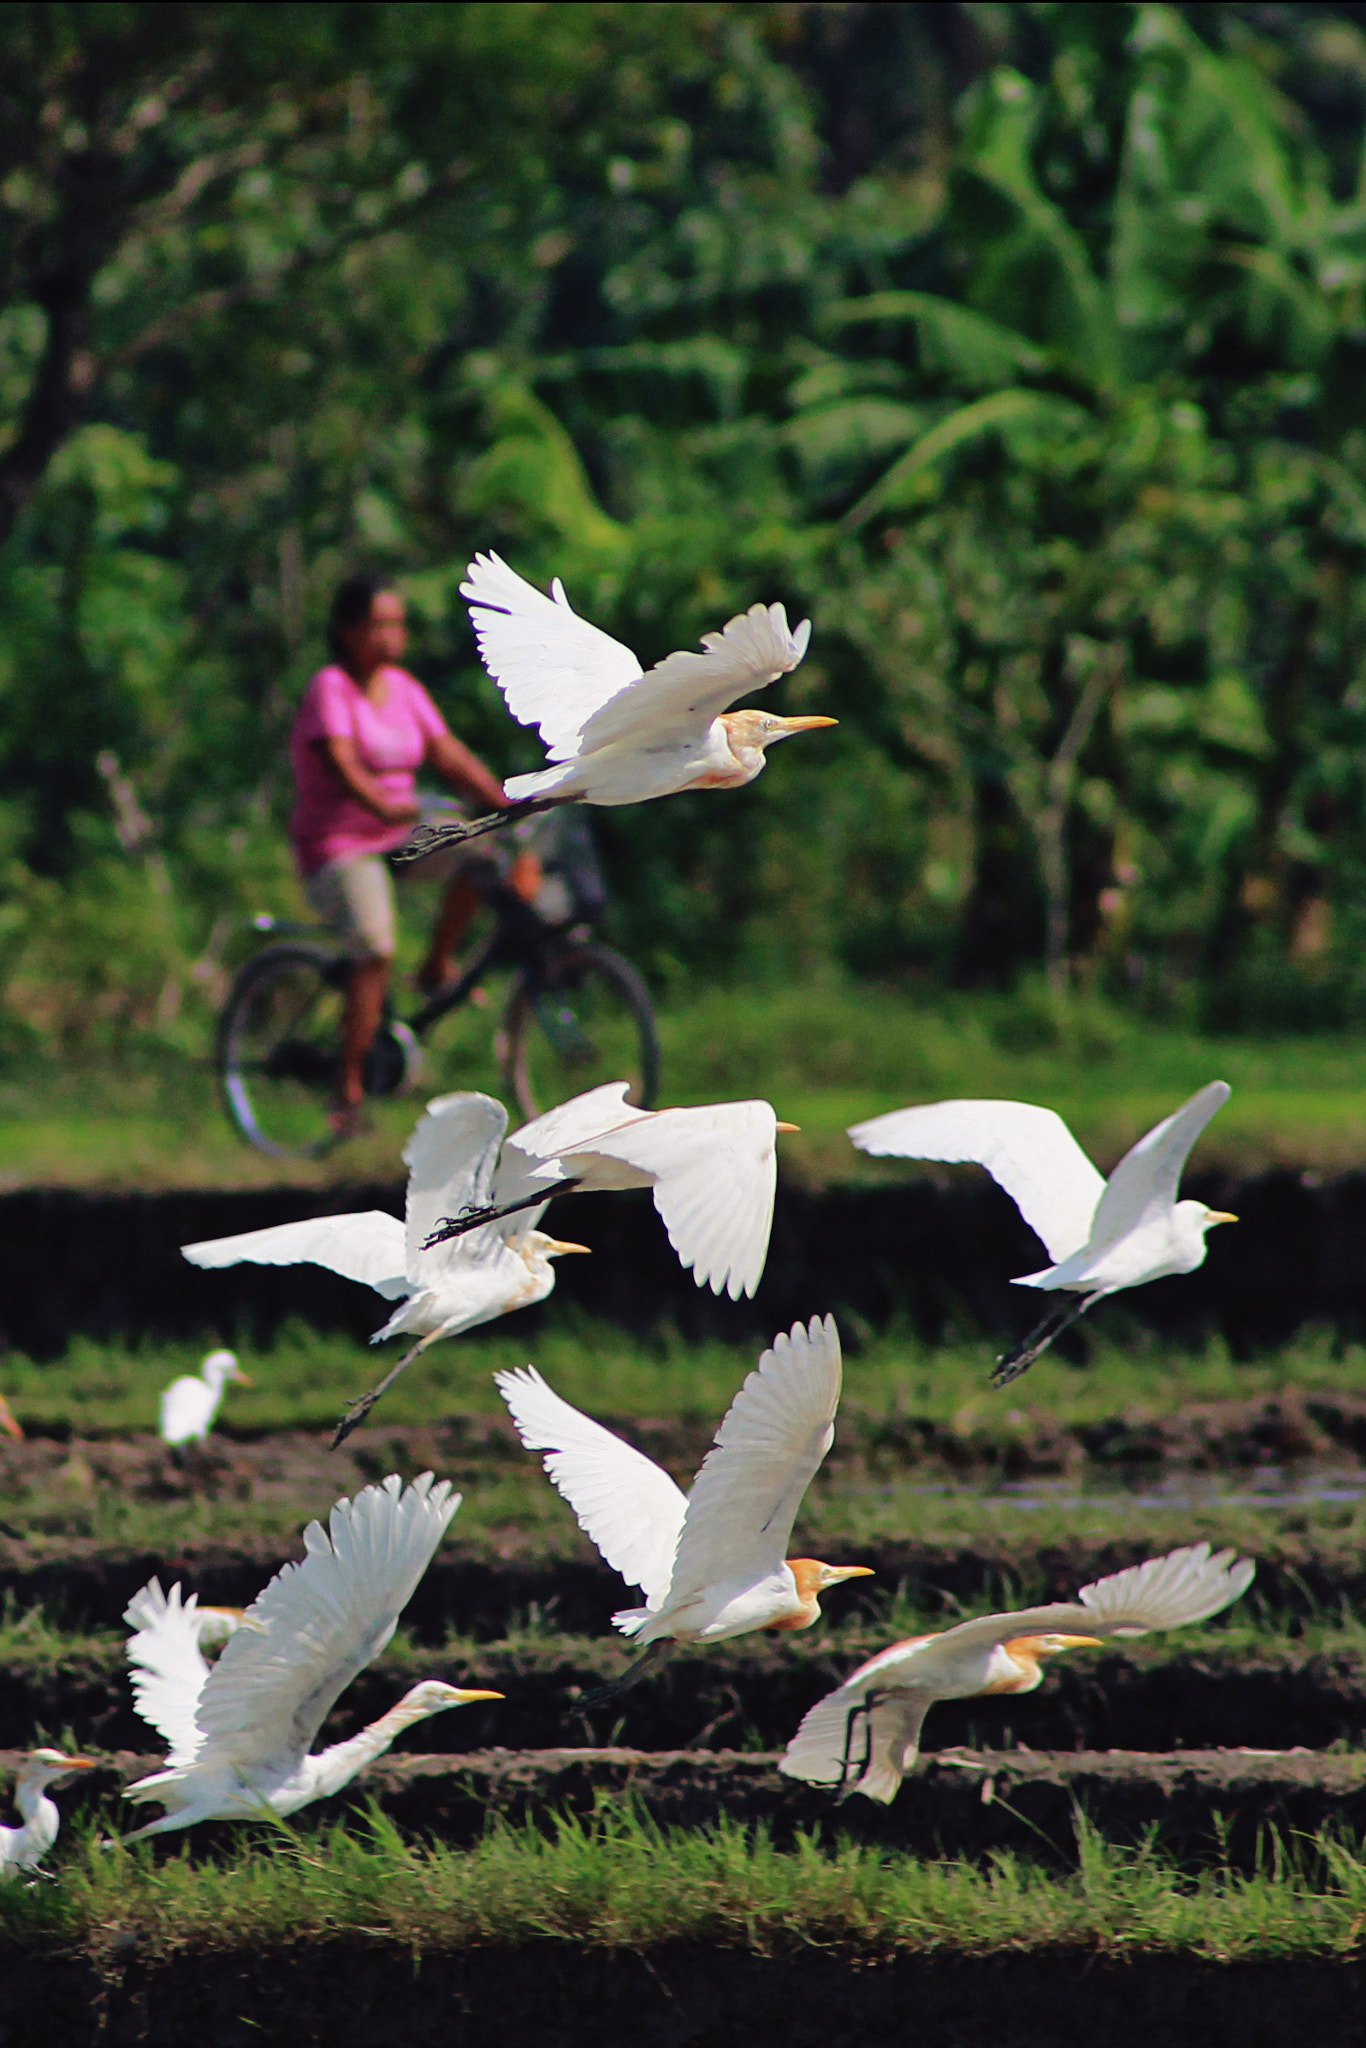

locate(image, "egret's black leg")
[[332, 1336, 432, 1448], [422, 1179, 579, 1249], [391, 798, 560, 865], [991, 1291, 1103, 1387], [577, 1639, 674, 1708], [836, 1691, 880, 1798]]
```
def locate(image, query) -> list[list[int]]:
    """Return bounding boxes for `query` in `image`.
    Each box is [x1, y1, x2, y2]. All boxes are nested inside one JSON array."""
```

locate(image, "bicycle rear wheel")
[[218, 941, 346, 1157], [500, 941, 660, 1120]]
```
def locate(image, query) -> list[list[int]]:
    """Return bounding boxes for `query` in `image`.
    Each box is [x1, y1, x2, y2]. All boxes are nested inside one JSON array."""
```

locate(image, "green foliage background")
[[7, 1, 1366, 1049]]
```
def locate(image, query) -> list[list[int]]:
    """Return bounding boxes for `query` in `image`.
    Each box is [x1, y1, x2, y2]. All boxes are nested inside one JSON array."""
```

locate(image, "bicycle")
[[216, 855, 660, 1158]]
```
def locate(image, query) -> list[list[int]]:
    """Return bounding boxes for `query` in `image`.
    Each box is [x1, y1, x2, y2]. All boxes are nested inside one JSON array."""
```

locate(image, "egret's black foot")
[[423, 1206, 494, 1249], [332, 1393, 378, 1448], [990, 1292, 1101, 1388], [577, 1641, 673, 1707], [392, 813, 505, 864]]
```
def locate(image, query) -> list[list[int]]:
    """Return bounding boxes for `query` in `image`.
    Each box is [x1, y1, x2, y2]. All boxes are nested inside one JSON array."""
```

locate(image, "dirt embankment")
[[34, 1745, 1366, 1873], [9, 1638, 1366, 1761], [5, 1942, 1366, 2048]]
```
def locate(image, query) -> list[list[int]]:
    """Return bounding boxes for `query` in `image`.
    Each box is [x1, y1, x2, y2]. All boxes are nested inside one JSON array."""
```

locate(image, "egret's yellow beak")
[[454, 1689, 505, 1704], [1052, 1634, 1104, 1650], [543, 1239, 591, 1256], [779, 715, 837, 731], [775, 1121, 800, 1133], [62, 1757, 97, 1770], [232, 1371, 253, 1386], [824, 1565, 875, 1585], [1206, 1211, 1238, 1226]]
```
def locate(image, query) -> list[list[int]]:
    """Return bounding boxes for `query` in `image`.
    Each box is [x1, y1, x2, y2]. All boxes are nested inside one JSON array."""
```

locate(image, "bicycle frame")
[[402, 876, 576, 1041]]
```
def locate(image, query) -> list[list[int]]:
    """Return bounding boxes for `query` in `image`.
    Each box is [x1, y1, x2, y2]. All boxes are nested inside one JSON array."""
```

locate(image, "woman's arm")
[[318, 735, 420, 824], [426, 728, 507, 811]]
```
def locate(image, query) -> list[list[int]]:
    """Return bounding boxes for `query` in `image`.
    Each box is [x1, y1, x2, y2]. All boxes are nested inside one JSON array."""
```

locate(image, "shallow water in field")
[[890, 1465, 1366, 1512]]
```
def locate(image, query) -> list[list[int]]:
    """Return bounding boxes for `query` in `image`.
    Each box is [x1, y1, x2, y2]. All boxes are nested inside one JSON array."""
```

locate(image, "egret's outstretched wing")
[[664, 1316, 841, 1610], [190, 1475, 460, 1774], [124, 1579, 210, 1767], [575, 604, 811, 756], [848, 1100, 1106, 1265], [1088, 1082, 1231, 1248], [181, 1214, 409, 1299], [564, 1101, 779, 1299], [404, 1093, 509, 1279], [462, 553, 641, 762], [916, 1542, 1255, 1657], [493, 1083, 646, 1212], [780, 1645, 937, 1802], [495, 1366, 686, 1606]]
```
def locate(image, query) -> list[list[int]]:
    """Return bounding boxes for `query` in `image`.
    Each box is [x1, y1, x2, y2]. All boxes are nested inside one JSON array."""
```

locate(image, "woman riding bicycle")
[[290, 574, 507, 1135]]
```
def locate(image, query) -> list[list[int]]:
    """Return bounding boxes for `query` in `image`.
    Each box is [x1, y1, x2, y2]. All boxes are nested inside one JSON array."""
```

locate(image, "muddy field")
[[10, 1944, 1365, 2048]]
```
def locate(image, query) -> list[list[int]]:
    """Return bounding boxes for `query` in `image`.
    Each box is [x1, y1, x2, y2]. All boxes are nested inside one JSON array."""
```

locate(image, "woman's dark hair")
[[327, 574, 396, 660]]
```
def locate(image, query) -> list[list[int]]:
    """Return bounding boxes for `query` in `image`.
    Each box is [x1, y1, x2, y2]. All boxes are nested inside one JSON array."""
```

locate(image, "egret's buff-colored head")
[[720, 709, 838, 757], [780, 1558, 875, 1628]]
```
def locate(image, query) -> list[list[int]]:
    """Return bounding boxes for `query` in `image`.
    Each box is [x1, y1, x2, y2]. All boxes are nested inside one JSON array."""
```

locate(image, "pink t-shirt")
[[289, 664, 449, 875]]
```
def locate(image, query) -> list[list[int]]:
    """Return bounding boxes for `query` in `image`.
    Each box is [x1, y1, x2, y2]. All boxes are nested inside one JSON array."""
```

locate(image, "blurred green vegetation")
[[10, 4, 1366, 1062]]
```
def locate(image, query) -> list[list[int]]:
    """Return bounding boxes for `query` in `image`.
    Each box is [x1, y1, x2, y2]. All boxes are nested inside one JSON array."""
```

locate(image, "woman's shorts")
[[303, 855, 397, 961]]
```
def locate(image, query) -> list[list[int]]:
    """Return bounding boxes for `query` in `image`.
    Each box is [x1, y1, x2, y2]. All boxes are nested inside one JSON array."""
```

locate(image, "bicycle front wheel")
[[218, 941, 347, 1157], [501, 942, 661, 1120]]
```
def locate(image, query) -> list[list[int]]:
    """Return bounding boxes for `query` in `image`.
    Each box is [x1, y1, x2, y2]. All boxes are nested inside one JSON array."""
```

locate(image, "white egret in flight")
[[497, 1315, 872, 1702], [394, 552, 834, 859], [183, 1085, 790, 1443], [120, 1473, 502, 1840], [849, 1081, 1236, 1383], [781, 1542, 1254, 1803], [125, 1578, 253, 1654], [158, 1348, 251, 1447], [0, 1750, 96, 1875]]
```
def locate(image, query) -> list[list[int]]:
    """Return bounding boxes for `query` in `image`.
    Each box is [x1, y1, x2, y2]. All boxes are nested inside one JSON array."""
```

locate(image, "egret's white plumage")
[[121, 1474, 501, 1837], [395, 555, 831, 858], [158, 1348, 250, 1447], [0, 1749, 96, 1875], [849, 1082, 1236, 1380], [183, 1086, 787, 1438], [497, 1316, 871, 1657], [781, 1543, 1255, 1803], [425, 1080, 787, 1302]]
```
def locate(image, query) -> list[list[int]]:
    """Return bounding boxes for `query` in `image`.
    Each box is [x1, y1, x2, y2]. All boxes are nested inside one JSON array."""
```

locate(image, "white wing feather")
[[462, 553, 642, 761], [1087, 1082, 1231, 1248], [181, 1214, 409, 1299], [848, 1100, 1106, 1265], [662, 1315, 841, 1611], [892, 1542, 1255, 1659], [575, 603, 811, 756], [493, 1083, 646, 1211], [565, 1101, 779, 1299], [496, 1366, 686, 1606], [780, 1673, 934, 1802], [188, 1474, 460, 1775], [124, 1579, 210, 1767], [403, 1093, 509, 1281]]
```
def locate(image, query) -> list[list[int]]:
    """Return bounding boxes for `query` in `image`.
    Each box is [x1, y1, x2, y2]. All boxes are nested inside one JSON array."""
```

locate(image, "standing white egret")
[[849, 1081, 1236, 1383], [497, 1315, 872, 1702], [158, 1348, 251, 1447], [183, 1084, 791, 1443], [393, 553, 834, 859], [781, 1543, 1254, 1803], [120, 1473, 502, 1839], [0, 1750, 96, 1875]]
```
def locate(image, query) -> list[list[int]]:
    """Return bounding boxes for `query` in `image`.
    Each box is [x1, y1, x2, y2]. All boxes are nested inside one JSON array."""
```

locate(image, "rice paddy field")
[[7, 1310, 1366, 2044], [9, 1000, 1366, 2040]]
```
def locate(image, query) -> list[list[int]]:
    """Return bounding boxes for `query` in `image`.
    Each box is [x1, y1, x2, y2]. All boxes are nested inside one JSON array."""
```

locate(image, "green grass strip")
[[7, 1803, 1366, 1965]]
